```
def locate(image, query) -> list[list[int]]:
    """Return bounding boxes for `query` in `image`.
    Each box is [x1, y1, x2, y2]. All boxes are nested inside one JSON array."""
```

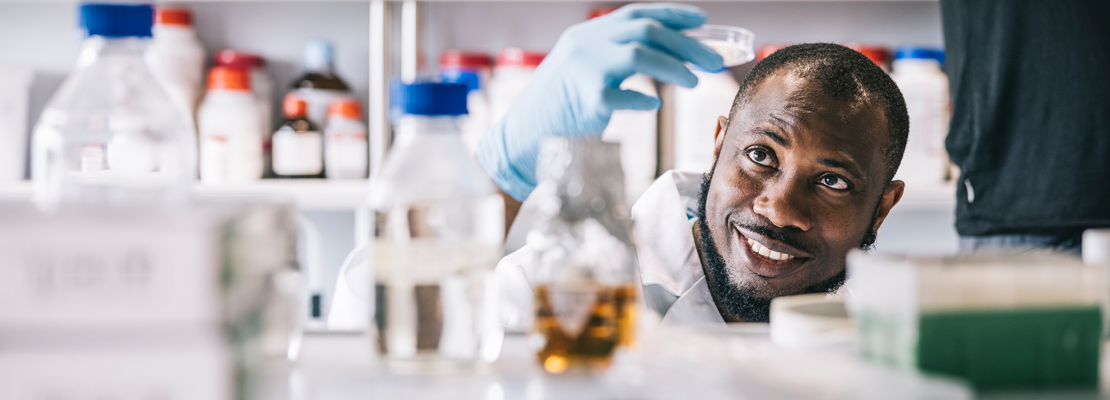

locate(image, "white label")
[[0, 211, 220, 330], [272, 129, 323, 176]]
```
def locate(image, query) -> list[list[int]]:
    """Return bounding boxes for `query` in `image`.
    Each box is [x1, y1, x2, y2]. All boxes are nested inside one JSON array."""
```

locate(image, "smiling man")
[[691, 44, 907, 322], [477, 5, 908, 326]]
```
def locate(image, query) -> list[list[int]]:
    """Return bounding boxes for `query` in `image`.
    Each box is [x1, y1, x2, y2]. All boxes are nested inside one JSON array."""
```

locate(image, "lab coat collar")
[[632, 170, 725, 325]]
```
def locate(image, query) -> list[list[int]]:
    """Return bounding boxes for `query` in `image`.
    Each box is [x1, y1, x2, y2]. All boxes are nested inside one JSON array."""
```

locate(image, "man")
[[486, 4, 908, 326]]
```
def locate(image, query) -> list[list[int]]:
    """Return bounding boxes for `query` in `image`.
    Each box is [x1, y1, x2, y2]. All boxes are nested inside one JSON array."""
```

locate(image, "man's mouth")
[[731, 225, 812, 278], [746, 237, 796, 261]]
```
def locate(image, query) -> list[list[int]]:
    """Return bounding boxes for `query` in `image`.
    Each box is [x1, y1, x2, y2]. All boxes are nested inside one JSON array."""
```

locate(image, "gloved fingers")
[[611, 44, 698, 88], [602, 87, 662, 112], [607, 3, 707, 31], [610, 18, 724, 73]]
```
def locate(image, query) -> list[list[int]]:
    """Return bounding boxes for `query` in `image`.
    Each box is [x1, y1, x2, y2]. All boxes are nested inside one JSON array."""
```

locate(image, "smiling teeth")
[[747, 238, 796, 261]]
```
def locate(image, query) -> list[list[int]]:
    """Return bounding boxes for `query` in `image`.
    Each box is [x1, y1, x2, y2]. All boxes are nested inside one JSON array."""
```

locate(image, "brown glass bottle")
[[292, 40, 350, 129], [271, 94, 325, 179]]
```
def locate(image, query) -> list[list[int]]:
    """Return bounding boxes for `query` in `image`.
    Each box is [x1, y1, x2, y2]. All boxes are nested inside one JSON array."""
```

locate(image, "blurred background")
[[0, 0, 953, 327]]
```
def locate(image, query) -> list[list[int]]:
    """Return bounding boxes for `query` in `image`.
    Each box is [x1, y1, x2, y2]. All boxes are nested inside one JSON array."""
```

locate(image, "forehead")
[[730, 70, 890, 176]]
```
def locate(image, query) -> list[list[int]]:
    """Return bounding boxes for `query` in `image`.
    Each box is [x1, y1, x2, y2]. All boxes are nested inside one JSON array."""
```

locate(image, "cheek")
[[706, 165, 760, 240], [812, 200, 875, 250]]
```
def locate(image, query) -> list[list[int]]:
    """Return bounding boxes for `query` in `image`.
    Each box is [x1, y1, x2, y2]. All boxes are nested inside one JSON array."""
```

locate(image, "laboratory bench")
[[240, 325, 1110, 400]]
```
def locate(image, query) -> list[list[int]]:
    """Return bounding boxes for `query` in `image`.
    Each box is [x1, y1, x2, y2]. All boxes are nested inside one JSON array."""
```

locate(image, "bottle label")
[[272, 130, 324, 176]]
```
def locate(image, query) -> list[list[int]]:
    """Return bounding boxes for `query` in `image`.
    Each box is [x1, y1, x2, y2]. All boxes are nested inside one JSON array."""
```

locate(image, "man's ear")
[[713, 116, 728, 159], [870, 180, 905, 235]]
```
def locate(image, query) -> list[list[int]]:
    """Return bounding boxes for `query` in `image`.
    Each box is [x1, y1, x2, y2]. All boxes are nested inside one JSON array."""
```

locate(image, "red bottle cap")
[[328, 98, 362, 120], [283, 93, 308, 118], [207, 66, 250, 91], [496, 48, 545, 68], [440, 50, 493, 70], [757, 44, 789, 61], [156, 7, 192, 27], [588, 7, 619, 20], [214, 49, 266, 69], [842, 43, 891, 70]]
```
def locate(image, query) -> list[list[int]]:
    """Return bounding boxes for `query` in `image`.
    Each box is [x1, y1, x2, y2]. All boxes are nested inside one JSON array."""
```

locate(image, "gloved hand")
[[478, 3, 724, 201]]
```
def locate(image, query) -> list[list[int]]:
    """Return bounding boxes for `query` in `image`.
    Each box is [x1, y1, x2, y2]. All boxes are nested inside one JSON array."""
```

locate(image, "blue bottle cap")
[[391, 81, 469, 117], [895, 47, 945, 65], [303, 39, 335, 72], [79, 3, 153, 38], [441, 70, 482, 93]]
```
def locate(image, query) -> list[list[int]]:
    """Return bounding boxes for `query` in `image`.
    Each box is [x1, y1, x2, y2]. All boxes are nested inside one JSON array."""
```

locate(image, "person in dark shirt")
[[941, 0, 1110, 253]]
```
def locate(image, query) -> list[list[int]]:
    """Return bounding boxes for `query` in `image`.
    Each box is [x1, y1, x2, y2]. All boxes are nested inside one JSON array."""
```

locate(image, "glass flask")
[[528, 138, 639, 374], [32, 4, 195, 210], [368, 81, 505, 373]]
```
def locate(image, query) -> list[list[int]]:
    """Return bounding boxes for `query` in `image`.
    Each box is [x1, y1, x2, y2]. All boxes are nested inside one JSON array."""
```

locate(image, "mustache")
[[732, 220, 819, 257]]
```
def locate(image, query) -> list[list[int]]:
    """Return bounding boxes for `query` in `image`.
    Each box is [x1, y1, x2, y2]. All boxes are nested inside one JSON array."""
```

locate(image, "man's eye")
[[819, 175, 850, 190], [747, 148, 774, 167]]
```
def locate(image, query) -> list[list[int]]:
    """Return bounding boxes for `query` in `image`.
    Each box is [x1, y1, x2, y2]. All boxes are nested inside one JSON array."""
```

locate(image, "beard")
[[694, 165, 876, 322]]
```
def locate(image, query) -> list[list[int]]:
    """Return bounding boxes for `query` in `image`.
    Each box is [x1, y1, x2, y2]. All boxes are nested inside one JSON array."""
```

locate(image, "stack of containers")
[[487, 48, 545, 125], [890, 47, 950, 185], [440, 50, 493, 154], [847, 251, 1103, 390]]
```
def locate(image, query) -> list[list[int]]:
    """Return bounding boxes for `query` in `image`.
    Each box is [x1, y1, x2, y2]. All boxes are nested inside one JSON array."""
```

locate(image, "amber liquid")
[[533, 284, 637, 374]]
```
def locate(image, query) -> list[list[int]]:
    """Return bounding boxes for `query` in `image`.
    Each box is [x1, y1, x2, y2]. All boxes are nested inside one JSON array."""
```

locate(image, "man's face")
[[699, 71, 904, 322]]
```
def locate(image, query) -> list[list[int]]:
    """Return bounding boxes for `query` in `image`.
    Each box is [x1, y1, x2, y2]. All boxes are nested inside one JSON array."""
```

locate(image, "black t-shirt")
[[941, 0, 1110, 236]]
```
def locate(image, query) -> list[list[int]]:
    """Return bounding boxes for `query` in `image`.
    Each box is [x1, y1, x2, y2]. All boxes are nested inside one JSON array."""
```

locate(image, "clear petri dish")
[[684, 25, 756, 68]]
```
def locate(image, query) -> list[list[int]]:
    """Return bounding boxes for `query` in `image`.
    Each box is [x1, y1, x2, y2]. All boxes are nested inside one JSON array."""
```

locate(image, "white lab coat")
[[327, 170, 726, 330]]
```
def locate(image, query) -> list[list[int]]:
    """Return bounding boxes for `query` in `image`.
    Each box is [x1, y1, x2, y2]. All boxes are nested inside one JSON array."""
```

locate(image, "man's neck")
[[692, 221, 743, 323]]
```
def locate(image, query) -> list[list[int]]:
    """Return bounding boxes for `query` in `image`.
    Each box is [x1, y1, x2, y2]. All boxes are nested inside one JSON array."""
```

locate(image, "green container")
[[847, 252, 1106, 391], [917, 306, 1102, 390]]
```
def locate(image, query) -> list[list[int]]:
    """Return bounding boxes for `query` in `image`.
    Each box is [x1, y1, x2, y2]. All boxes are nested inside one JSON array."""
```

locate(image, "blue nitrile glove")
[[478, 3, 724, 201]]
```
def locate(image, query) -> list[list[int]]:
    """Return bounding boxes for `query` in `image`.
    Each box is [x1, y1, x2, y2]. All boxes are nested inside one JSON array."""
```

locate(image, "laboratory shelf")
[[193, 180, 370, 211], [0, 180, 370, 211]]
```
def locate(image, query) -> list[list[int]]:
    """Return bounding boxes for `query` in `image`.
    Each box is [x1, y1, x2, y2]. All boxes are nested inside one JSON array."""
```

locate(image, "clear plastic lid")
[[684, 24, 755, 68]]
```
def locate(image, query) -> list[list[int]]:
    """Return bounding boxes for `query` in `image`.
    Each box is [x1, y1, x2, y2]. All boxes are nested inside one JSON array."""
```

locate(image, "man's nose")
[[752, 178, 813, 231]]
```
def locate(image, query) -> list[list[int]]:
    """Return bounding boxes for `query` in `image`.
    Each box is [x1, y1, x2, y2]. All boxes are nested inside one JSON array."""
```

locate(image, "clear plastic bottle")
[[527, 138, 639, 374], [197, 66, 263, 183], [369, 81, 505, 372], [324, 98, 367, 180], [145, 6, 205, 129], [291, 40, 350, 130], [32, 3, 195, 209]]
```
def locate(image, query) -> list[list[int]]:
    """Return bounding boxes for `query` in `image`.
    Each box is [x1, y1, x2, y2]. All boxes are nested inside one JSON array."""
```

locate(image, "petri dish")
[[684, 25, 756, 68]]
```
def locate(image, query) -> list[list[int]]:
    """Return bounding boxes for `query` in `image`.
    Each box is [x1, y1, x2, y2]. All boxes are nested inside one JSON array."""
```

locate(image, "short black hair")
[[727, 43, 909, 183]]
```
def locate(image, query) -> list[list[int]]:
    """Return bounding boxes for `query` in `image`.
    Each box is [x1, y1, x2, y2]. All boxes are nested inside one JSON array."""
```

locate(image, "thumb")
[[602, 88, 661, 112]]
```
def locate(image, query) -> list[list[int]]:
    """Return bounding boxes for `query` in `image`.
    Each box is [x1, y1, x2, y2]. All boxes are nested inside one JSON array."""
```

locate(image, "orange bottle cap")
[[207, 66, 250, 91], [328, 99, 362, 120], [156, 7, 193, 27], [283, 94, 308, 118]]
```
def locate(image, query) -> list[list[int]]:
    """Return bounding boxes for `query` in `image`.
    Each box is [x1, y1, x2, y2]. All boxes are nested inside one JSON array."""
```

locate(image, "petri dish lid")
[[684, 24, 755, 68]]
